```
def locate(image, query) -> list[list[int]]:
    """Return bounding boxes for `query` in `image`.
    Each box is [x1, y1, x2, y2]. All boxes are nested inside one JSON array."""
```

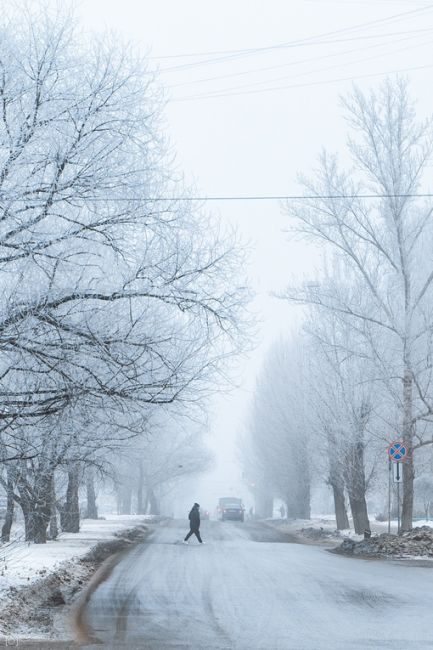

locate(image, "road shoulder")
[[0, 517, 156, 646]]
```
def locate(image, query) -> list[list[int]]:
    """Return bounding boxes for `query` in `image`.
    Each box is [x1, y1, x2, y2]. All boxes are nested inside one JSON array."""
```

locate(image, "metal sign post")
[[393, 463, 403, 534], [388, 459, 391, 534], [387, 442, 408, 535], [397, 480, 400, 534]]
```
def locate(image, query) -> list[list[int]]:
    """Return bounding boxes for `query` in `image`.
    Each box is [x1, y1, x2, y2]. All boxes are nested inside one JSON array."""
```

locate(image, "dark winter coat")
[[188, 505, 200, 529]]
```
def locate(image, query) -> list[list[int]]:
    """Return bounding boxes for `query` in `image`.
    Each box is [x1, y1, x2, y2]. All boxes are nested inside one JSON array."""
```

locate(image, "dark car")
[[217, 497, 244, 522]]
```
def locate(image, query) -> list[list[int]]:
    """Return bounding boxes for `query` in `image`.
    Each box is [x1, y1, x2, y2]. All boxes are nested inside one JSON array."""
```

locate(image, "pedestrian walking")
[[183, 503, 204, 544]]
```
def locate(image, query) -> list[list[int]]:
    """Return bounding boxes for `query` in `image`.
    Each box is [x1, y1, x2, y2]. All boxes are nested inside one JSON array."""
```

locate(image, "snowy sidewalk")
[[0, 515, 152, 597]]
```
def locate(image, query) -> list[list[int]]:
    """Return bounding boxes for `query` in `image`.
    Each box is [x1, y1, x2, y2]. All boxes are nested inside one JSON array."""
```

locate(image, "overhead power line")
[[4, 194, 433, 205], [151, 193, 433, 201], [168, 27, 433, 90], [171, 33, 432, 100], [173, 61, 433, 101], [152, 3, 433, 66], [35, 193, 433, 202]]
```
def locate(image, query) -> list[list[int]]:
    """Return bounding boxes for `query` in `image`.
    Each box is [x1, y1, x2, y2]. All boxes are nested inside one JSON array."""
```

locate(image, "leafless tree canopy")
[[281, 77, 433, 530], [0, 5, 249, 543]]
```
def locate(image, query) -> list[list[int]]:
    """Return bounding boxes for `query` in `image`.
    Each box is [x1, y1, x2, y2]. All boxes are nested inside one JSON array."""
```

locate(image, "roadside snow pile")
[[300, 526, 342, 540], [266, 518, 360, 543], [0, 523, 151, 639], [336, 526, 433, 558], [0, 514, 153, 596]]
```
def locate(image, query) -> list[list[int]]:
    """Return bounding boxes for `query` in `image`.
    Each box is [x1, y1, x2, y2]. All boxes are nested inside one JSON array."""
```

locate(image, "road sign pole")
[[397, 479, 400, 535], [387, 441, 407, 535], [388, 459, 391, 534]]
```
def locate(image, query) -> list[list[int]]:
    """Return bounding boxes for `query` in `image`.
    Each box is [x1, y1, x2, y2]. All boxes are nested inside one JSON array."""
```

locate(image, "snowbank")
[[0, 515, 153, 597], [266, 515, 433, 543], [265, 516, 361, 543], [336, 525, 433, 559]]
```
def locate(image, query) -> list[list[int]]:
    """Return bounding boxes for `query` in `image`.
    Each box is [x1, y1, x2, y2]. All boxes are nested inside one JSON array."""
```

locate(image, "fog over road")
[[83, 520, 433, 650]]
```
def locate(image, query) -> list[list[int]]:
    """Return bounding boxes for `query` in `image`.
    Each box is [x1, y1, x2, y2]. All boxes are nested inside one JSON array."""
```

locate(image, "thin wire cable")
[[2, 193, 433, 205], [174, 61, 433, 101], [153, 4, 433, 66], [170, 33, 433, 97], [155, 193, 433, 201], [18, 193, 432, 202], [168, 27, 433, 89]]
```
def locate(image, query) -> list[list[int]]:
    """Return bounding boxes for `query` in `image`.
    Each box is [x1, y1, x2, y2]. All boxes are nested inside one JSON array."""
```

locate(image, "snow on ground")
[[266, 515, 433, 562], [374, 518, 433, 530], [0, 515, 151, 597], [266, 515, 361, 541], [268, 514, 433, 537]]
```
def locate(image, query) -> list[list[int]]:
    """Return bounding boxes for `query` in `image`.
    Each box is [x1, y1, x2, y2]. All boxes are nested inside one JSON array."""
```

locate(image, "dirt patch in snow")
[[333, 525, 433, 561], [0, 522, 152, 645]]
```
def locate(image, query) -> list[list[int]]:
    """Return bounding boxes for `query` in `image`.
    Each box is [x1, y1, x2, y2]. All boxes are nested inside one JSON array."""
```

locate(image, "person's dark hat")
[[194, 502, 200, 507]]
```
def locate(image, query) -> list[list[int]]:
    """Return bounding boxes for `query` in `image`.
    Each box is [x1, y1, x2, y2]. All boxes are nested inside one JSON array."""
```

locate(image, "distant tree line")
[[245, 78, 433, 532]]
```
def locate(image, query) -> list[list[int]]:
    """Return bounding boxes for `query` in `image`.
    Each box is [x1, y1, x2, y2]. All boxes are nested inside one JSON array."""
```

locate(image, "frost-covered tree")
[[283, 78, 433, 530], [0, 4, 249, 542], [414, 474, 433, 520], [0, 404, 137, 542], [115, 416, 213, 516], [244, 338, 311, 519], [304, 309, 380, 533], [0, 5, 248, 437]]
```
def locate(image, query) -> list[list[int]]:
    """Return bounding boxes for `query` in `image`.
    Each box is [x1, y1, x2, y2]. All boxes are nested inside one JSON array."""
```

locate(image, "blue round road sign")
[[388, 441, 408, 462]]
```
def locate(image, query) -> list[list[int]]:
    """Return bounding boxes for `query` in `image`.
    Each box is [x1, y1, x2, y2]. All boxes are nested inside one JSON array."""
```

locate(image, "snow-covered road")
[[83, 520, 433, 649]]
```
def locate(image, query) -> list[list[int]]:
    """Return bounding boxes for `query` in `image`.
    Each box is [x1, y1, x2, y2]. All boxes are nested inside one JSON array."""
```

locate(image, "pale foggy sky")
[[76, 0, 433, 508]]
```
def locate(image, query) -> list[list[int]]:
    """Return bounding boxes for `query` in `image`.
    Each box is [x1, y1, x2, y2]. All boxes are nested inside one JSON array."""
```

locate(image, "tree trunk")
[[401, 365, 414, 531], [331, 481, 349, 530], [33, 472, 54, 544], [345, 435, 370, 535], [328, 440, 349, 530], [33, 511, 49, 544], [285, 494, 294, 518], [61, 465, 80, 533], [347, 483, 370, 534], [137, 460, 145, 514], [1, 469, 15, 542], [295, 469, 311, 519], [16, 469, 34, 542], [327, 431, 349, 529], [348, 495, 370, 535], [85, 469, 98, 519], [49, 479, 58, 540], [142, 490, 149, 515], [118, 485, 132, 515], [402, 453, 414, 532], [148, 488, 160, 515], [20, 500, 33, 542]]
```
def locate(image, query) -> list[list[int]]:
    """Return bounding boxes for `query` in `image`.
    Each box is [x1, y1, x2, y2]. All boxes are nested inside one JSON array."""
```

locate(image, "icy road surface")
[[83, 520, 433, 650]]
